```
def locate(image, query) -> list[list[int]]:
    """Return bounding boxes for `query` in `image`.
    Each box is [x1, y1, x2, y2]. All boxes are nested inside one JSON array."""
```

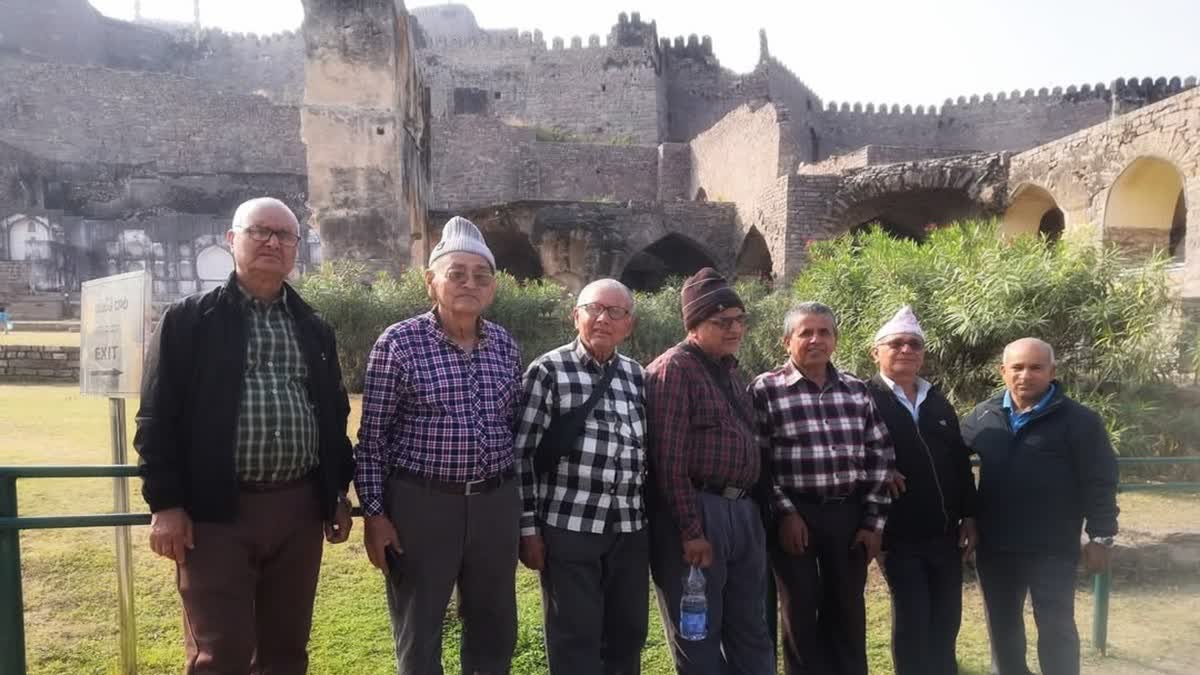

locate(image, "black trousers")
[[770, 501, 868, 675], [880, 535, 963, 675], [976, 551, 1080, 675], [539, 524, 649, 675]]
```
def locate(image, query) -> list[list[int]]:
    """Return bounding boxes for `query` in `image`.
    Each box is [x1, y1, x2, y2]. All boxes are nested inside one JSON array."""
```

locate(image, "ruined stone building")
[[0, 0, 1196, 320]]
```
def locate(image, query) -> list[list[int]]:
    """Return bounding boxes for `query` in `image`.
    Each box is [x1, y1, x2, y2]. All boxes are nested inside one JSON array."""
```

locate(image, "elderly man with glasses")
[[515, 278, 649, 675], [750, 301, 895, 675], [645, 267, 775, 675], [135, 197, 355, 674], [356, 216, 523, 675], [865, 306, 978, 675]]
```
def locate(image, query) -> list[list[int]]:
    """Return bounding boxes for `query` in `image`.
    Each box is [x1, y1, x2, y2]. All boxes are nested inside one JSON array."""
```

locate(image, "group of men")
[[135, 198, 1120, 675]]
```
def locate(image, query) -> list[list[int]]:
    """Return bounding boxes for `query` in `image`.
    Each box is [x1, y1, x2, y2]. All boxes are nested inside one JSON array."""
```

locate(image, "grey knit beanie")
[[429, 216, 495, 270]]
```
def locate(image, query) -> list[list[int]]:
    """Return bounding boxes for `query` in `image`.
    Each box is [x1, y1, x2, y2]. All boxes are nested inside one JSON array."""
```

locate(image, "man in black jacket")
[[134, 197, 355, 675], [962, 337, 1119, 675], [867, 306, 977, 675]]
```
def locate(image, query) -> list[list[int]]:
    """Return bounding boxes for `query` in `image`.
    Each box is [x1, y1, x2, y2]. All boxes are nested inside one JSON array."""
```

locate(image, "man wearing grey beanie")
[[356, 216, 523, 675]]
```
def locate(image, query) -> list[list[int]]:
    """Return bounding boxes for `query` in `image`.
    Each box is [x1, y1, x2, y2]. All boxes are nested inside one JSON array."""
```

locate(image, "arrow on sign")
[[89, 369, 124, 378]]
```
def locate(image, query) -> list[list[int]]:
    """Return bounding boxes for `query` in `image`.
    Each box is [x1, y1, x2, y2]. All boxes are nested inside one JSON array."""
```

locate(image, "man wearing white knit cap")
[[865, 306, 978, 675], [357, 215, 523, 674]]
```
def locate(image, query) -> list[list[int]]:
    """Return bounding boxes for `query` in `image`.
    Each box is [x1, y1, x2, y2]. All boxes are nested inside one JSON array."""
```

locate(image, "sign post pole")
[[110, 397, 136, 675]]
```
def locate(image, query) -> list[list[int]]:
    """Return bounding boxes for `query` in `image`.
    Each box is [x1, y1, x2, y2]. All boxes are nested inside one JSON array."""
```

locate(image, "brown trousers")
[[177, 482, 325, 675]]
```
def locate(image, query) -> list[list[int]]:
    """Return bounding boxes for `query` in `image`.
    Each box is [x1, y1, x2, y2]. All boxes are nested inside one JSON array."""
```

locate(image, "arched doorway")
[[1002, 184, 1065, 243], [1104, 157, 1186, 261], [5, 215, 52, 261], [621, 234, 717, 292], [735, 228, 773, 282], [484, 229, 544, 281], [196, 245, 234, 291]]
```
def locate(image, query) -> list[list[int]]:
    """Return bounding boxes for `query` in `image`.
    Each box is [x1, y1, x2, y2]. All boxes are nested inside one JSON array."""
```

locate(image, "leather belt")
[[392, 467, 514, 496], [693, 480, 749, 500], [788, 492, 854, 505], [239, 473, 314, 493]]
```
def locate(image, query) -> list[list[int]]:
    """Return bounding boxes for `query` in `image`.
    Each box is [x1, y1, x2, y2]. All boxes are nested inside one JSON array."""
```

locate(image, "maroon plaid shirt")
[[645, 341, 761, 543], [751, 361, 895, 532]]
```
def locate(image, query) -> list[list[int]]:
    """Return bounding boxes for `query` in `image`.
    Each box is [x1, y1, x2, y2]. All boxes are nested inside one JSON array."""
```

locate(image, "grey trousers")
[[650, 493, 776, 675], [539, 524, 649, 675], [382, 475, 520, 675]]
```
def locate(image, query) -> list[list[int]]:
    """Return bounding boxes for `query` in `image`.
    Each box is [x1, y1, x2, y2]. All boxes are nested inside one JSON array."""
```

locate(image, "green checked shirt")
[[233, 285, 320, 482]]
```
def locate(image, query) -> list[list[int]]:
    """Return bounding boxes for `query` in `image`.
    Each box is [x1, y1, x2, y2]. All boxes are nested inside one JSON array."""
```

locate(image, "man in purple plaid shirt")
[[750, 301, 895, 675], [355, 217, 523, 675]]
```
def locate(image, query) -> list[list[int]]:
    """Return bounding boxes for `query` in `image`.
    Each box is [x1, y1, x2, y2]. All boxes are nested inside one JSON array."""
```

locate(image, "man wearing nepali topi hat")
[[356, 216, 524, 675], [644, 268, 776, 675], [866, 306, 978, 675]]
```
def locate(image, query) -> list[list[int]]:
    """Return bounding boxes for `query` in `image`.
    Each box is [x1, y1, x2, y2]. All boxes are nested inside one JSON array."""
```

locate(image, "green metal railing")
[[2, 459, 1199, 674]]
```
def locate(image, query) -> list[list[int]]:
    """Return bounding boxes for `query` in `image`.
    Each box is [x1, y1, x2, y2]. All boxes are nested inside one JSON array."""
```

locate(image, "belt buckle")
[[721, 486, 745, 500], [464, 478, 487, 496]]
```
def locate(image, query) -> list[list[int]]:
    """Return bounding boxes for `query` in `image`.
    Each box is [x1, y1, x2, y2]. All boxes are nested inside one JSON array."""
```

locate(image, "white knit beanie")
[[874, 305, 925, 344], [429, 216, 495, 270]]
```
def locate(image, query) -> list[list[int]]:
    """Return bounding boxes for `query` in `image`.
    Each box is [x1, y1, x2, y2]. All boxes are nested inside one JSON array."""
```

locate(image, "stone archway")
[[486, 229, 544, 281], [621, 233, 717, 292], [1002, 184, 1066, 243], [1104, 157, 1187, 260], [4, 215, 52, 261], [735, 227, 773, 282], [829, 154, 1009, 239]]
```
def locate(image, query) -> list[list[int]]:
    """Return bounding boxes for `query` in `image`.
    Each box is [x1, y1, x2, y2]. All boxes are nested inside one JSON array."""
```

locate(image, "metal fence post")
[[1092, 569, 1112, 656], [0, 475, 27, 675], [110, 398, 138, 675]]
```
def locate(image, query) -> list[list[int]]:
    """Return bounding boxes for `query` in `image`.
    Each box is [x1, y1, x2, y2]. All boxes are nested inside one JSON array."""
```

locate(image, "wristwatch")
[[1090, 536, 1115, 548]]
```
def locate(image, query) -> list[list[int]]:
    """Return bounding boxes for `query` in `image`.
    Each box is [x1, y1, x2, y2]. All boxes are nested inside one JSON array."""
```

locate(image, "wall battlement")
[[659, 34, 715, 60]]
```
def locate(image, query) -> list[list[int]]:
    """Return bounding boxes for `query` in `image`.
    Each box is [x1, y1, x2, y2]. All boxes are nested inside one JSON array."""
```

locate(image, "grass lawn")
[[2, 384, 1198, 674]]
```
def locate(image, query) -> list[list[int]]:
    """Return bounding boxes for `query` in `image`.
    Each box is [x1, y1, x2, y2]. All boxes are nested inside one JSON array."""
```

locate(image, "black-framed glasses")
[[240, 226, 301, 248], [444, 268, 496, 287], [706, 314, 748, 331], [882, 338, 925, 351], [577, 302, 631, 320]]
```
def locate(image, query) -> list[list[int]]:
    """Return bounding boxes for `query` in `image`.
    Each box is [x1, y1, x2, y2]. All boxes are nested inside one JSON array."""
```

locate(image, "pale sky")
[[90, 0, 1200, 107]]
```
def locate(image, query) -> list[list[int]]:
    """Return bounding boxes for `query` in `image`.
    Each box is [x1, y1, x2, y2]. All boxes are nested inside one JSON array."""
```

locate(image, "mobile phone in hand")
[[384, 545, 406, 584]]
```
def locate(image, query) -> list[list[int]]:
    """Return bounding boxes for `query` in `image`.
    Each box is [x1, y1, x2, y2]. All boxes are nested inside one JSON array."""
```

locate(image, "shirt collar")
[[573, 338, 618, 369], [1003, 382, 1057, 416], [235, 282, 291, 316], [782, 359, 841, 390], [425, 308, 489, 348], [878, 371, 931, 399]]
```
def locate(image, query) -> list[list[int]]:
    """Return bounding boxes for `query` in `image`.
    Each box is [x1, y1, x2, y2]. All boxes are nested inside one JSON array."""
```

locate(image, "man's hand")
[[682, 536, 713, 568], [887, 470, 907, 499], [364, 514, 403, 574], [778, 513, 809, 557], [519, 534, 546, 571], [149, 507, 194, 563], [855, 528, 883, 563], [1083, 541, 1113, 574], [324, 498, 353, 544], [959, 517, 979, 561]]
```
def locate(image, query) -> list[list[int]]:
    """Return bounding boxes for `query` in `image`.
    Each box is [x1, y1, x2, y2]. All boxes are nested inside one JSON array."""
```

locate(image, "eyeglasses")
[[239, 226, 301, 248], [577, 302, 631, 320], [706, 314, 748, 331], [882, 338, 925, 351], [444, 269, 496, 287]]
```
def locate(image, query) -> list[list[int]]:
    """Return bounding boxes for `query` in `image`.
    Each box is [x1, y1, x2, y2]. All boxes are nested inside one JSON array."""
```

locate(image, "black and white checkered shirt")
[[516, 340, 647, 536]]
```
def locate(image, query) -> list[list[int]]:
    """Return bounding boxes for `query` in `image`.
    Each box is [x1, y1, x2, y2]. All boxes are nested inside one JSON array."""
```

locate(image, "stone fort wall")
[[0, 57, 304, 175]]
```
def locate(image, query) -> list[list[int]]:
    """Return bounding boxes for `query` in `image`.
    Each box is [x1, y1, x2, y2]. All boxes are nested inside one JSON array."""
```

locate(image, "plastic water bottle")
[[679, 566, 708, 641]]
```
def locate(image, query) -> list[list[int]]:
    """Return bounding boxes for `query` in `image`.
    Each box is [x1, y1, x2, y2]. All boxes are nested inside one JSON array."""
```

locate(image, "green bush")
[[298, 220, 1195, 459]]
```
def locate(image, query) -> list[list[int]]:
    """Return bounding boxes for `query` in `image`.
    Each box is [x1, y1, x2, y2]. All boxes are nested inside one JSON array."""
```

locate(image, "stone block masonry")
[[0, 346, 80, 383]]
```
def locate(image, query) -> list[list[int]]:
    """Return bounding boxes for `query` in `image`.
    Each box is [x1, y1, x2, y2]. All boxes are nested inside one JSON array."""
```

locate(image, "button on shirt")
[[233, 286, 319, 482], [750, 361, 895, 532], [515, 340, 647, 537], [878, 372, 932, 422], [355, 311, 522, 516], [1003, 383, 1057, 434]]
